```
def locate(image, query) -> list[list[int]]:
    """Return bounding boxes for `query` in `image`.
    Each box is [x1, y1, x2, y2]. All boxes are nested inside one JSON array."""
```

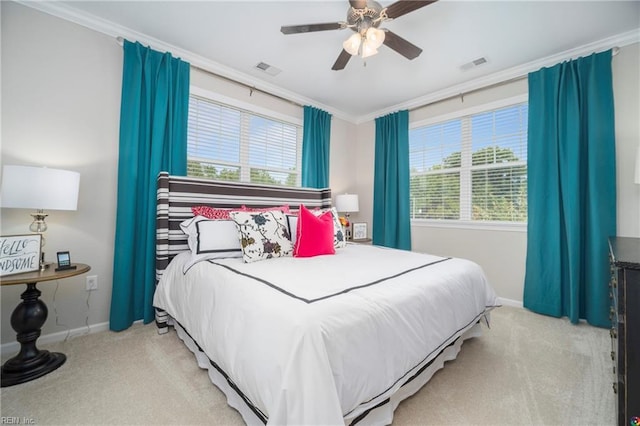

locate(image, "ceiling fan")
[[281, 0, 437, 71]]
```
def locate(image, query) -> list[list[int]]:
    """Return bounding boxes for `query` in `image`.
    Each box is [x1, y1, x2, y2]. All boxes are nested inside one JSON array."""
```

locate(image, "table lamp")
[[1, 165, 80, 268], [335, 193, 359, 240]]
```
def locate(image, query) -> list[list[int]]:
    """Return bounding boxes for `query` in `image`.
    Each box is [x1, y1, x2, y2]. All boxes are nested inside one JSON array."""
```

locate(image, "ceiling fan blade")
[[383, 30, 422, 60], [349, 0, 367, 9], [281, 22, 344, 35], [384, 0, 437, 19], [332, 49, 352, 71]]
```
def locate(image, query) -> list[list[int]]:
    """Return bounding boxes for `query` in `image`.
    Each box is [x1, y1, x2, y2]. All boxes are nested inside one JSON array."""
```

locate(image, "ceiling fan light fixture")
[[284, 0, 436, 70], [365, 27, 385, 49], [343, 33, 362, 55]]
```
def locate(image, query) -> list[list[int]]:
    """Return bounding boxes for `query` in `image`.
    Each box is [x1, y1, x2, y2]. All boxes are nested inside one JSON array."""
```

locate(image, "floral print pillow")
[[229, 210, 294, 263]]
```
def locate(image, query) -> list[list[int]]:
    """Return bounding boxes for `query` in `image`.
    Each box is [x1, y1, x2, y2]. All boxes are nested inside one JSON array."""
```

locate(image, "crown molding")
[[15, 0, 358, 123], [14, 1, 640, 126], [357, 28, 640, 124]]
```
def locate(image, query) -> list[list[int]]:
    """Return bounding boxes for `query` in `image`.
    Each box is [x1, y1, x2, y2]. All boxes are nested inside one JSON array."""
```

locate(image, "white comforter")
[[153, 244, 499, 425]]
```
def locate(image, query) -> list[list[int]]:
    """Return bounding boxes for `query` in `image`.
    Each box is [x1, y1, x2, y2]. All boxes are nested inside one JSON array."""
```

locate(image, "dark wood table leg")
[[1, 282, 66, 387]]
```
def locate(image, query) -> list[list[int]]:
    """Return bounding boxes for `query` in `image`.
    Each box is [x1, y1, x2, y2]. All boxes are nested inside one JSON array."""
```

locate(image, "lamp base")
[[29, 211, 48, 234]]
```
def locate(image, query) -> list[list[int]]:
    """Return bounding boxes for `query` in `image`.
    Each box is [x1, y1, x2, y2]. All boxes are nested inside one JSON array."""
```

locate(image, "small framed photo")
[[55, 251, 76, 271], [352, 222, 368, 240], [0, 234, 42, 277]]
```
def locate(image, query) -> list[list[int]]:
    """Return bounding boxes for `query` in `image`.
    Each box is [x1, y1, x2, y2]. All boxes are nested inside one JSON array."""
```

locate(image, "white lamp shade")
[[1, 165, 80, 211], [360, 40, 378, 58], [365, 27, 385, 49], [335, 194, 359, 213], [343, 33, 362, 56]]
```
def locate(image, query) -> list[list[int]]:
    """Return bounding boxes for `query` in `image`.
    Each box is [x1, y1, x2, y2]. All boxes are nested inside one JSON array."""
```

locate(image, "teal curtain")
[[372, 110, 411, 250], [301, 106, 331, 188], [523, 50, 616, 328], [109, 40, 190, 331]]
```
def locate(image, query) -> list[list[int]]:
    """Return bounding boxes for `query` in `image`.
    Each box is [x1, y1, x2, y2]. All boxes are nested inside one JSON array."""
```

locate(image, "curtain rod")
[[116, 36, 619, 119], [190, 64, 305, 108], [408, 74, 527, 112], [409, 46, 620, 113], [115, 36, 304, 109]]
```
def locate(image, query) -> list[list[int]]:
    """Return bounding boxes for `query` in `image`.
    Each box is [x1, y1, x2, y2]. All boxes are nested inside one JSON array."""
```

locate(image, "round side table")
[[1, 263, 90, 387]]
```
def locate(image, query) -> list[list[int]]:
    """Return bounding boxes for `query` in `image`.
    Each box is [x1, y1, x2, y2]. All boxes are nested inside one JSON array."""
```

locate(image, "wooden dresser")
[[608, 236, 640, 425]]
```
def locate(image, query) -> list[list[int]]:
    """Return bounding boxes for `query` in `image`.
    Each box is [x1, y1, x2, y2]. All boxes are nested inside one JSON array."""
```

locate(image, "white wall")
[[613, 43, 640, 238], [0, 1, 357, 345], [354, 44, 640, 304], [1, 1, 122, 345]]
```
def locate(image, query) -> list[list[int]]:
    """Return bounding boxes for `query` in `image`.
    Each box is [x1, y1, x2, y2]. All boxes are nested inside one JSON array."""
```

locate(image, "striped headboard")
[[155, 172, 332, 281]]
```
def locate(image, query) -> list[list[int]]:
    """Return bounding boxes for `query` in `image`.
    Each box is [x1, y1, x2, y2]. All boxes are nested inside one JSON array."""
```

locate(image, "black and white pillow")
[[286, 207, 346, 249], [180, 216, 243, 272], [230, 210, 294, 263], [322, 207, 346, 249]]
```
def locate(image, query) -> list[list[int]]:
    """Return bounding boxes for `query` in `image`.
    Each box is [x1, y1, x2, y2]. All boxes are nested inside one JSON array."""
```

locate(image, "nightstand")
[[1, 263, 91, 387]]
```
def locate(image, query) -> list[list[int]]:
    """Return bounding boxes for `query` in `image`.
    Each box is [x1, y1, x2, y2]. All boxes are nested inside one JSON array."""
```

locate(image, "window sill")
[[411, 219, 527, 233]]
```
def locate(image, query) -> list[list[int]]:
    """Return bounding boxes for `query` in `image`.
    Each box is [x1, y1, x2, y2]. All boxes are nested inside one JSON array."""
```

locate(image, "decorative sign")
[[352, 222, 368, 240], [0, 234, 42, 277]]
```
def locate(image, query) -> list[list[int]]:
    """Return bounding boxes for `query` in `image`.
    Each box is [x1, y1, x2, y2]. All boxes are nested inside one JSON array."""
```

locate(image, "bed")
[[153, 172, 500, 425]]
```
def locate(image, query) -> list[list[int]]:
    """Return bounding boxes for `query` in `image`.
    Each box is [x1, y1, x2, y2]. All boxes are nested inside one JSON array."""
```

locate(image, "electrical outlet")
[[86, 275, 98, 291]]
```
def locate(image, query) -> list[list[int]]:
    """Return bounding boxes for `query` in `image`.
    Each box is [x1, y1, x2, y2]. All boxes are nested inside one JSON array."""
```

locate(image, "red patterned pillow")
[[191, 206, 231, 220], [293, 204, 335, 258]]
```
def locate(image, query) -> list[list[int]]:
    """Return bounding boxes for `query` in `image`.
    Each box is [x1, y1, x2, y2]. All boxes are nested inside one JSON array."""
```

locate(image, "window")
[[409, 101, 528, 223], [187, 95, 302, 186]]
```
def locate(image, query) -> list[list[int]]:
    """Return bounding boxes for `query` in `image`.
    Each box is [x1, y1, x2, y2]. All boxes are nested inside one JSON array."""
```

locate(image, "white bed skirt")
[[163, 316, 485, 425]]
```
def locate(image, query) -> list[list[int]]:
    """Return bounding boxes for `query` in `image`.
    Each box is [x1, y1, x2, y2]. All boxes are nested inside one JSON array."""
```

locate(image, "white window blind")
[[409, 102, 528, 223], [187, 95, 302, 186]]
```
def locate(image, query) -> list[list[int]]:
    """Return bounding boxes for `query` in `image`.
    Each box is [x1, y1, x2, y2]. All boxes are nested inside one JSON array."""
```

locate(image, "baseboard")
[[1, 320, 142, 357], [497, 297, 523, 308]]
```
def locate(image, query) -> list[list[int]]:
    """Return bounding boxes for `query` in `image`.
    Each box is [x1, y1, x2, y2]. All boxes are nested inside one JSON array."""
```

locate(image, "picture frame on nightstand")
[[0, 234, 42, 277], [352, 222, 367, 241]]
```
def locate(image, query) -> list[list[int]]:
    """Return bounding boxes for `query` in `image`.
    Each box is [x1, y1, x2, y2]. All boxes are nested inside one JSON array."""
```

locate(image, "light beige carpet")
[[0, 306, 614, 425]]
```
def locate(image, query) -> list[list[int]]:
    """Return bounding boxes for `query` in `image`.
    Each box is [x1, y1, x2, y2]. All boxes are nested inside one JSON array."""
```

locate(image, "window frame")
[[409, 94, 528, 232], [188, 86, 303, 187]]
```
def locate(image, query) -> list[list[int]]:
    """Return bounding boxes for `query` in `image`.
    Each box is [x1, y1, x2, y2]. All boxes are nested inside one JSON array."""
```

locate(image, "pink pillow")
[[293, 204, 335, 258], [191, 206, 231, 220]]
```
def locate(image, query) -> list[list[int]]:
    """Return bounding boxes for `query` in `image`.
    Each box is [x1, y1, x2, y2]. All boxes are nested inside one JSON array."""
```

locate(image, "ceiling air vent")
[[255, 62, 281, 76], [460, 57, 488, 71]]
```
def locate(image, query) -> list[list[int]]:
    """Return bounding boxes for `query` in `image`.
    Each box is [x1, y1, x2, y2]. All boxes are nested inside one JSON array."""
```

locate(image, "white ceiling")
[[35, 1, 640, 122]]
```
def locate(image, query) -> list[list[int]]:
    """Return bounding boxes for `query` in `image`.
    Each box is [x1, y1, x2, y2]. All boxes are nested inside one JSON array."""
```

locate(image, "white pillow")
[[180, 216, 243, 272], [286, 214, 299, 243]]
